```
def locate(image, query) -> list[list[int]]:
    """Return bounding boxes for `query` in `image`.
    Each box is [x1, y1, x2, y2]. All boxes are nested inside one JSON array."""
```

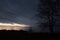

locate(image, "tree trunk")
[[48, 15, 54, 32]]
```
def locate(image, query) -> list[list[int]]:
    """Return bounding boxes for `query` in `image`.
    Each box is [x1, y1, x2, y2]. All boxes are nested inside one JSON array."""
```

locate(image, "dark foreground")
[[0, 30, 60, 40]]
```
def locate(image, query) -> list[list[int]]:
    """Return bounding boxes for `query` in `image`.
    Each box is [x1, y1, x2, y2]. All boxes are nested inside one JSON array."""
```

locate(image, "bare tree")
[[37, 0, 59, 32]]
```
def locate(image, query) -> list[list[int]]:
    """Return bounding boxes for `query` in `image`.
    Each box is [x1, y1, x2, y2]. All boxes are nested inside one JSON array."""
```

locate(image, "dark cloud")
[[0, 0, 40, 31], [0, 0, 38, 23]]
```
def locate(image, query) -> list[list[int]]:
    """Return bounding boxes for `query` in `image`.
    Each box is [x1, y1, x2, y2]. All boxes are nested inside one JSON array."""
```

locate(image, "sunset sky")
[[0, 0, 41, 32], [0, 0, 60, 32], [0, 0, 39, 26]]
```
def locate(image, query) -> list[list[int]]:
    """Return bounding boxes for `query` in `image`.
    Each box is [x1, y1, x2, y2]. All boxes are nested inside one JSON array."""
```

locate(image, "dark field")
[[0, 30, 59, 40]]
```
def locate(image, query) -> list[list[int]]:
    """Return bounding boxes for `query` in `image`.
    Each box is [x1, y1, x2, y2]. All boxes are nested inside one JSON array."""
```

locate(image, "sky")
[[0, 0, 59, 32], [0, 0, 41, 32], [0, 0, 39, 25]]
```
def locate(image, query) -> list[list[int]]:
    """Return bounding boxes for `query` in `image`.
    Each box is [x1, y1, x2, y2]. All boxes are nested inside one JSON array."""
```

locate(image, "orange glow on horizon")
[[0, 23, 30, 30]]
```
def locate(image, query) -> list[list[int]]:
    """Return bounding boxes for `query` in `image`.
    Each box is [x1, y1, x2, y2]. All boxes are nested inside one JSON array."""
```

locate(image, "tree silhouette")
[[37, 0, 59, 32]]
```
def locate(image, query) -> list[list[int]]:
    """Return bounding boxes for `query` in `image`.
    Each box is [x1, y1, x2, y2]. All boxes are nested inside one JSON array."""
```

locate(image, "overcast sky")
[[0, 0, 60, 32], [0, 0, 42, 32], [0, 0, 39, 26]]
